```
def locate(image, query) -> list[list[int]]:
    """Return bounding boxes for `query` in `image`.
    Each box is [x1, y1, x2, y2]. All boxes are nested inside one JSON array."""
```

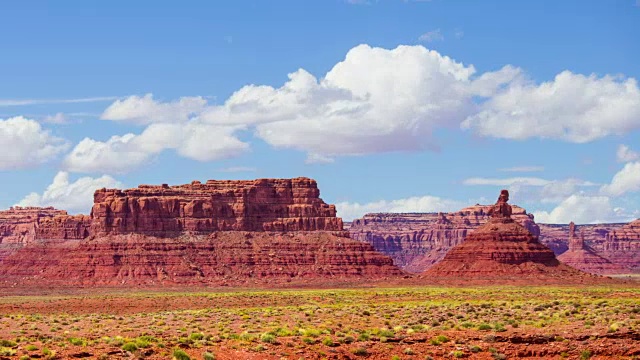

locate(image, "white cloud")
[[17, 171, 123, 214], [498, 166, 544, 172], [418, 29, 444, 43], [616, 144, 639, 162], [462, 71, 640, 142], [336, 195, 465, 221], [0, 116, 69, 170], [205, 45, 517, 159], [600, 162, 640, 196], [533, 194, 635, 224], [463, 177, 552, 187], [538, 179, 599, 203], [101, 93, 207, 125], [63, 122, 249, 174], [0, 96, 119, 107]]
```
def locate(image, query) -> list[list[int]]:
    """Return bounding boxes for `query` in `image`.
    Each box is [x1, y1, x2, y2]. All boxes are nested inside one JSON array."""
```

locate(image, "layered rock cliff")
[[0, 232, 402, 286], [90, 178, 345, 236], [0, 207, 70, 261], [603, 219, 640, 272], [349, 204, 539, 272]]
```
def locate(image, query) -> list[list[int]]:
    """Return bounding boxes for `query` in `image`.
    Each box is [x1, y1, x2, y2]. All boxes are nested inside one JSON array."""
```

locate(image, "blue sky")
[[1, 0, 639, 224]]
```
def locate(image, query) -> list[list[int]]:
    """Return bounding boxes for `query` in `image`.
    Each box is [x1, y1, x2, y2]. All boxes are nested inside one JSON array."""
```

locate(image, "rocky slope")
[[0, 232, 401, 286], [0, 177, 404, 285], [349, 205, 539, 272], [425, 190, 593, 283], [557, 222, 626, 275]]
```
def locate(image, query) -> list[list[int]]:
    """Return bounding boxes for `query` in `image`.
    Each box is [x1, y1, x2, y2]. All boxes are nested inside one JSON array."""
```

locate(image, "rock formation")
[[0, 177, 405, 285], [557, 222, 626, 275], [425, 190, 592, 282], [90, 178, 346, 236], [0, 232, 401, 286], [602, 219, 640, 272], [0, 206, 70, 261], [349, 204, 539, 272]]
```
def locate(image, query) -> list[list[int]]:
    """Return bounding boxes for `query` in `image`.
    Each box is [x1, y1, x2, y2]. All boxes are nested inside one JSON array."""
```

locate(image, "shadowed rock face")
[[557, 222, 627, 275], [425, 190, 591, 281]]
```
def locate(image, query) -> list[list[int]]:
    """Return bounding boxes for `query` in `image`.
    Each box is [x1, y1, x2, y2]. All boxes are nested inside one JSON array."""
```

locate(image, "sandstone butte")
[[424, 190, 595, 283], [349, 206, 639, 275], [349, 204, 540, 273], [556, 222, 629, 275], [0, 178, 403, 286]]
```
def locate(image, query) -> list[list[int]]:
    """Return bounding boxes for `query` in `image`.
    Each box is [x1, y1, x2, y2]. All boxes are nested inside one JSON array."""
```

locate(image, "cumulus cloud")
[[418, 29, 444, 43], [462, 71, 640, 142], [63, 122, 249, 174], [600, 162, 640, 196], [18, 171, 123, 214], [86, 44, 640, 167], [616, 144, 639, 162], [335, 195, 466, 221], [0, 96, 119, 107], [533, 194, 635, 224], [101, 94, 207, 125], [0, 116, 69, 170]]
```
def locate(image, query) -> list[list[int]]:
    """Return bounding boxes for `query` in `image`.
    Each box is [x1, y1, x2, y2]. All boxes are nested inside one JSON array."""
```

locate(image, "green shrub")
[[173, 348, 191, 360], [322, 337, 337, 347], [260, 333, 276, 344], [122, 342, 138, 352], [351, 347, 368, 356], [203, 352, 215, 360], [189, 333, 204, 341], [0, 340, 17, 347], [25, 345, 38, 351], [478, 323, 492, 331], [580, 350, 593, 360]]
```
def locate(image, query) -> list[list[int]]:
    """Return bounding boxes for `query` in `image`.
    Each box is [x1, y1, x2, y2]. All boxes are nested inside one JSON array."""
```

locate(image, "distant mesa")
[[557, 222, 627, 275], [424, 190, 595, 283]]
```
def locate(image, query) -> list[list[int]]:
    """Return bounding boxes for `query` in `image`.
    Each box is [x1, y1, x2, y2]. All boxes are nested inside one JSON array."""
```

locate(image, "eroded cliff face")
[[349, 204, 539, 272], [603, 220, 640, 272], [0, 207, 71, 261], [90, 178, 345, 236], [556, 222, 626, 275]]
